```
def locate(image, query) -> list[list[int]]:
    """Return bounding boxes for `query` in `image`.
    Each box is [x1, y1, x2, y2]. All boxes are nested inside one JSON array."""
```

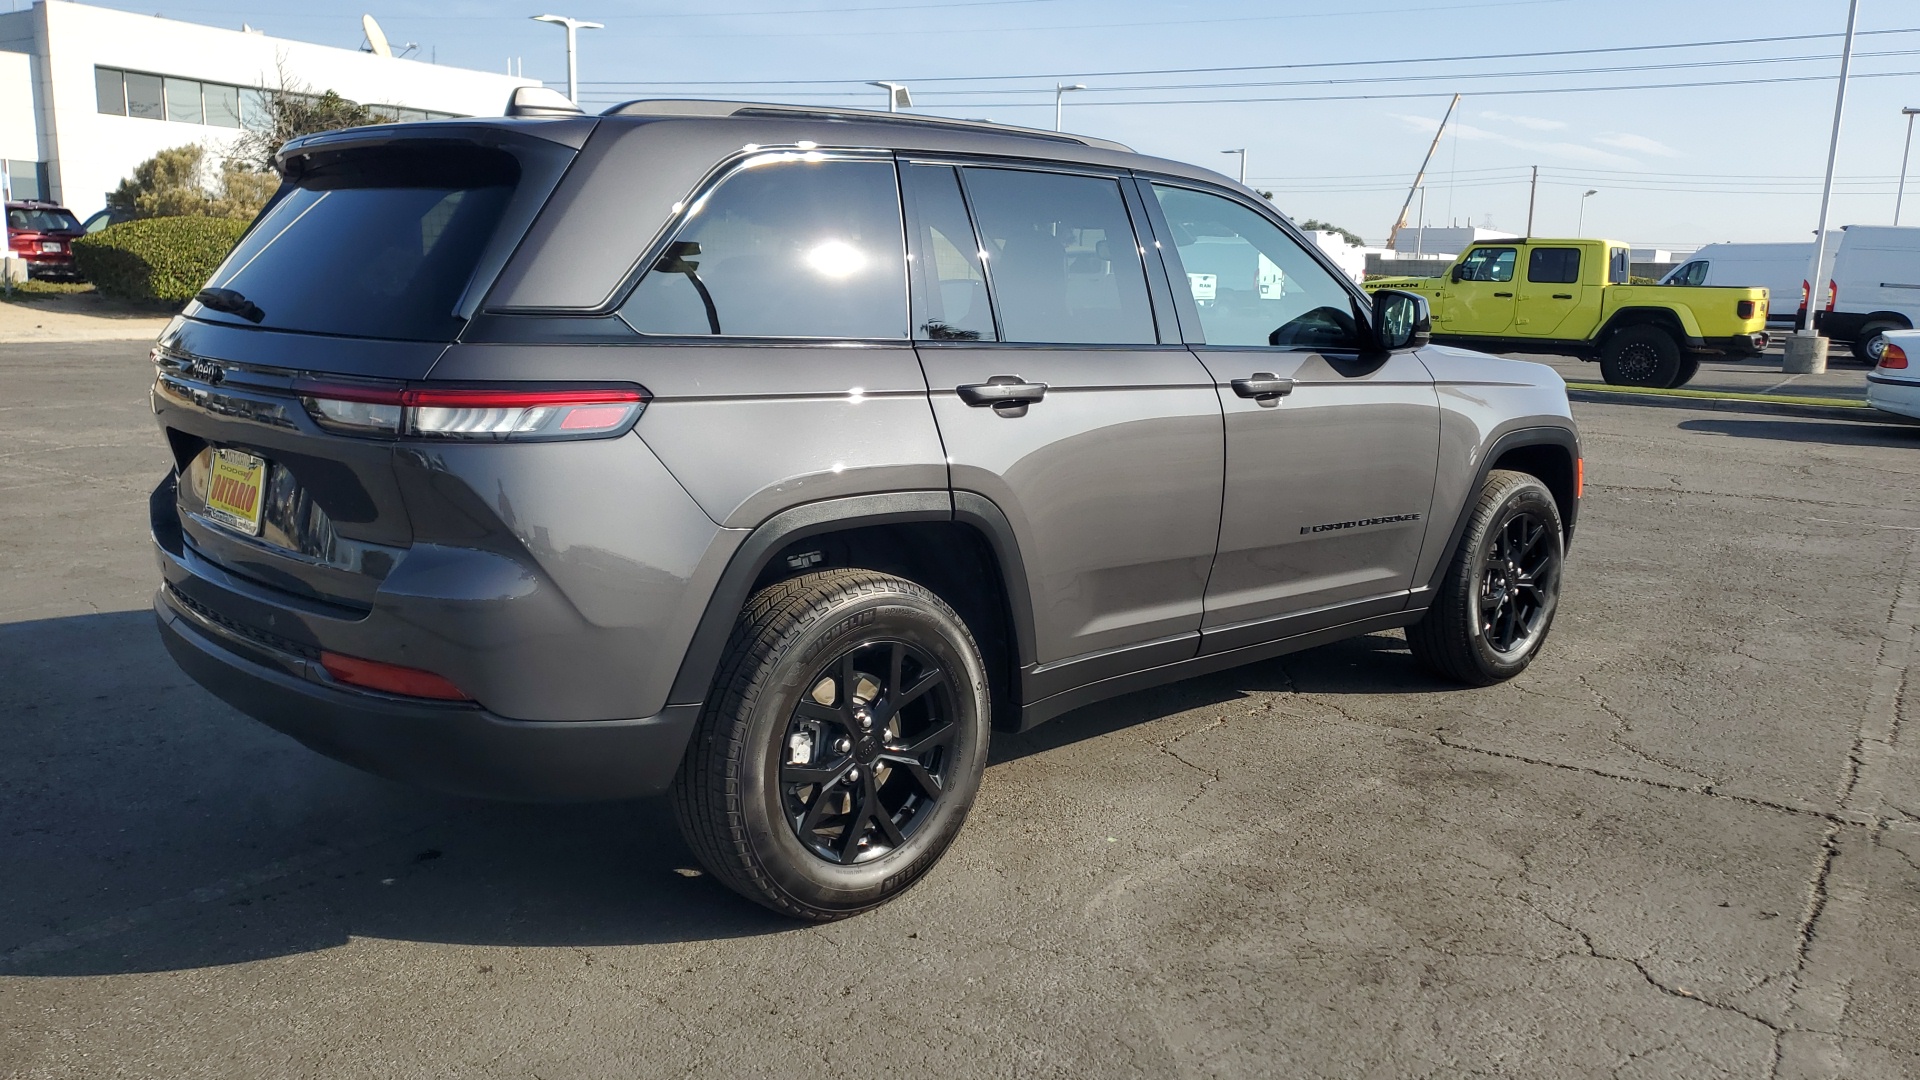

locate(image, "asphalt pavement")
[[4, 340, 1920, 1078], [1527, 331, 1875, 403]]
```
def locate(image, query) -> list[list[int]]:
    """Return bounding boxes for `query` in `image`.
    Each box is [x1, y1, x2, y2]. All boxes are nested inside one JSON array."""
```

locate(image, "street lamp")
[[1220, 148, 1247, 186], [1898, 106, 1920, 225], [867, 81, 912, 113], [1577, 189, 1598, 235], [1054, 83, 1086, 132], [530, 14, 603, 106]]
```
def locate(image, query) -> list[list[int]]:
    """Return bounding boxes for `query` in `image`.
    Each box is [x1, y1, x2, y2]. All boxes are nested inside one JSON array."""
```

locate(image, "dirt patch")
[[0, 290, 173, 343]]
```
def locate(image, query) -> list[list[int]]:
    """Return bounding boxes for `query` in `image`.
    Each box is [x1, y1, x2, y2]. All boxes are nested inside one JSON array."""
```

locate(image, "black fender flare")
[[1420, 425, 1581, 597], [1597, 307, 1699, 351], [665, 490, 1038, 707]]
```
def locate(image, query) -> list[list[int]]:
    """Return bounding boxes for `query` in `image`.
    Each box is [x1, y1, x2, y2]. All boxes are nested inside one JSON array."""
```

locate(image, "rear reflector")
[[296, 382, 647, 441], [1883, 343, 1909, 370], [321, 650, 472, 701]]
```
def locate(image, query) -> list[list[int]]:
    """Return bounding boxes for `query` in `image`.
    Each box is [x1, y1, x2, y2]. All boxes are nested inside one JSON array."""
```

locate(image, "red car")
[[6, 201, 85, 280]]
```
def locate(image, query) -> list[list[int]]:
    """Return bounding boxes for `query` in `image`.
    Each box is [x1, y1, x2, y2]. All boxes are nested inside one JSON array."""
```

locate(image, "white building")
[[0, 0, 535, 215], [1387, 226, 1519, 257]]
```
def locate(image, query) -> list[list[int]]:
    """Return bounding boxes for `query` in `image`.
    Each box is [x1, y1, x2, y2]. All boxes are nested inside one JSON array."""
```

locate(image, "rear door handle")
[[1552, 293, 1574, 300], [957, 375, 1047, 416], [1231, 373, 1295, 404], [1493, 292, 1514, 297]]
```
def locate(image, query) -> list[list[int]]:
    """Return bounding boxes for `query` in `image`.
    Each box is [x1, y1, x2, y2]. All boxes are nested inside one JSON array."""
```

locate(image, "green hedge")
[[73, 216, 250, 305]]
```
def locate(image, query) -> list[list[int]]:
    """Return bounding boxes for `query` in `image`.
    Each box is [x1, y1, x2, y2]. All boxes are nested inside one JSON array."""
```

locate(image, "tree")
[[1298, 219, 1366, 248], [105, 145, 276, 222], [231, 74, 395, 172]]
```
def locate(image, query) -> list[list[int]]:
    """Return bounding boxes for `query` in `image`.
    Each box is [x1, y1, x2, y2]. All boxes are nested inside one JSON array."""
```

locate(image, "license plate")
[[38, 241, 60, 253], [205, 449, 266, 534]]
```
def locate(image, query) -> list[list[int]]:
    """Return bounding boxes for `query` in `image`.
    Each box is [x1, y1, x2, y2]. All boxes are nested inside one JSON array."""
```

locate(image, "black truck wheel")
[[673, 569, 991, 920], [1666, 356, 1701, 389], [1852, 321, 1906, 365], [1407, 470, 1565, 687], [1599, 325, 1682, 387]]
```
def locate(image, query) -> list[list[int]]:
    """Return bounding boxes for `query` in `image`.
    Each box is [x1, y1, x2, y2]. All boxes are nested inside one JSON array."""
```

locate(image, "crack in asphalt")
[[1575, 670, 1722, 788]]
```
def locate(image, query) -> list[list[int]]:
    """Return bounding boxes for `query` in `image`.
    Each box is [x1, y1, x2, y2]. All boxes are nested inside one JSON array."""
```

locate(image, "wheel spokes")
[[878, 753, 943, 799]]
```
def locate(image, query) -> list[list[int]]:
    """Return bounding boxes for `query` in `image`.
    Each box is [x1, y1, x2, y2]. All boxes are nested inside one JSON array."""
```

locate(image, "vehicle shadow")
[[1677, 416, 1920, 447], [0, 612, 1438, 977]]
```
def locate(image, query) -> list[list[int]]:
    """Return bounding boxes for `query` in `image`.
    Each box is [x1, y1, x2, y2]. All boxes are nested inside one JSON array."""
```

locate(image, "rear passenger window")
[[901, 164, 995, 341], [623, 156, 907, 339], [1527, 247, 1580, 284], [959, 167, 1155, 345]]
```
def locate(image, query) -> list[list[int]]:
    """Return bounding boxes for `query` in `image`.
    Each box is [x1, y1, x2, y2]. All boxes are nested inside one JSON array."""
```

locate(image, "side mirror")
[[1369, 289, 1431, 353], [1449, 265, 1465, 283]]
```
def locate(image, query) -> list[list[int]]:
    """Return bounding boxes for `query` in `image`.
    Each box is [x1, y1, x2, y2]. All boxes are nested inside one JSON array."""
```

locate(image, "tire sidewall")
[[1601, 326, 1680, 387], [1460, 479, 1564, 679], [737, 591, 990, 913]]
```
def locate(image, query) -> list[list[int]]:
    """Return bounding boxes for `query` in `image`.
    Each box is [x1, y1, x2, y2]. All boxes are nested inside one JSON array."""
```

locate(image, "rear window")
[[197, 147, 520, 341], [8, 207, 81, 233]]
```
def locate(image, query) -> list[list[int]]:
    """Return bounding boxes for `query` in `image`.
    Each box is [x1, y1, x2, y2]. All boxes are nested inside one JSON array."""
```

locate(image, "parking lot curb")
[[1565, 386, 1911, 425]]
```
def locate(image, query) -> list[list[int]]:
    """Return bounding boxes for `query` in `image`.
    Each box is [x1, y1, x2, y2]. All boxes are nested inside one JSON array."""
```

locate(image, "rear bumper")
[[1866, 373, 1920, 421], [1699, 333, 1769, 355], [156, 585, 701, 801]]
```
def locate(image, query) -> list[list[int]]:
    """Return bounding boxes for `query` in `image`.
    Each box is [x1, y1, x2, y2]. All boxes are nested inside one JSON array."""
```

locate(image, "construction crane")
[[1387, 93, 1461, 251]]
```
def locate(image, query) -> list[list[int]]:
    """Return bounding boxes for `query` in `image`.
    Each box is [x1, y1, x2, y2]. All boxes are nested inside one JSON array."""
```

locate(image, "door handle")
[[1231, 373, 1295, 404], [1552, 293, 1574, 300], [957, 375, 1048, 416], [1492, 291, 1514, 297]]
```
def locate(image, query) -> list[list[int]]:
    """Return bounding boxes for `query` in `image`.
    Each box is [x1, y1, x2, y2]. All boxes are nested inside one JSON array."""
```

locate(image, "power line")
[[580, 26, 1920, 87]]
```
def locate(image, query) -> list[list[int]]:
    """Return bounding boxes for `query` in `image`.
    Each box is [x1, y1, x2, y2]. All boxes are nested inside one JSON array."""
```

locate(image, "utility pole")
[[1054, 83, 1086, 132], [1898, 106, 1920, 225], [1786, 0, 1860, 375], [1389, 93, 1461, 250], [1525, 165, 1538, 236], [1221, 148, 1247, 186], [530, 14, 603, 106]]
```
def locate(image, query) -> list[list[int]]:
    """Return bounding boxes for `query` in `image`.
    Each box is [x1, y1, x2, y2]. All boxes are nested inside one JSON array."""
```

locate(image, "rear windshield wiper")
[[195, 287, 265, 324]]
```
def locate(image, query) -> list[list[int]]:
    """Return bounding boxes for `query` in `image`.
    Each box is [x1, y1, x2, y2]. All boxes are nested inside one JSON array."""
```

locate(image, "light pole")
[[1220, 148, 1247, 186], [868, 81, 911, 113], [1898, 106, 1920, 225], [530, 14, 603, 106], [1786, 0, 1860, 375], [1054, 83, 1086, 132], [1577, 189, 1598, 235]]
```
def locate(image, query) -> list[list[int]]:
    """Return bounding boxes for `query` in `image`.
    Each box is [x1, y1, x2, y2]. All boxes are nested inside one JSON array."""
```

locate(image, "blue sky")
[[64, 0, 1920, 249]]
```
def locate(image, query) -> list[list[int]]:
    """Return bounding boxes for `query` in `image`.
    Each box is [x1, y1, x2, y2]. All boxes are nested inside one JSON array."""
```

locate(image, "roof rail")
[[599, 99, 1133, 153]]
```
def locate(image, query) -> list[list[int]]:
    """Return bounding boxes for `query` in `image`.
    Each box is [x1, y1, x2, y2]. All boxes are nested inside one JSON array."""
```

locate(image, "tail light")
[[1798, 280, 1809, 312], [1882, 342, 1909, 370], [1736, 300, 1755, 320], [1826, 280, 1837, 312], [321, 650, 472, 700], [295, 382, 648, 441]]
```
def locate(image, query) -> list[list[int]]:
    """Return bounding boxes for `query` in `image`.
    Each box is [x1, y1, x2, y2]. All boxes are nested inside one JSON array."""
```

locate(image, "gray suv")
[[151, 99, 1580, 919]]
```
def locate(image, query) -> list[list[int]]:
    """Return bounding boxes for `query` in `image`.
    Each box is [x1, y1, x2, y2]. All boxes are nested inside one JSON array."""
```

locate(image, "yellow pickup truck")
[[1364, 238, 1769, 387]]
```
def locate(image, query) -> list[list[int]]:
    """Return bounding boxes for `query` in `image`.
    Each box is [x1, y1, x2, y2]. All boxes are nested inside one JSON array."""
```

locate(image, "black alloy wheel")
[[1600, 324, 1681, 387], [781, 639, 954, 865], [1473, 508, 1559, 660], [673, 569, 990, 920], [1407, 469, 1566, 686]]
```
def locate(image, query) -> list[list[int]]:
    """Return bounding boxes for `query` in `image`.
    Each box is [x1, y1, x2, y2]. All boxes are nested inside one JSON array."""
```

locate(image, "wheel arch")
[[1859, 312, 1915, 330], [667, 491, 1036, 731], [1422, 425, 1580, 595], [1598, 306, 1695, 347]]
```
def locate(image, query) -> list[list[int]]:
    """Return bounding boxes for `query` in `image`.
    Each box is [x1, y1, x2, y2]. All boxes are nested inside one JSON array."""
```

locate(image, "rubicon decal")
[[1301, 513, 1423, 535]]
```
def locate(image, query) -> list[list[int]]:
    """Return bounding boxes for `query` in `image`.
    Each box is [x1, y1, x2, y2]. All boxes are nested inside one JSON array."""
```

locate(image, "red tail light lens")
[[1826, 280, 1837, 312], [320, 651, 472, 700], [1736, 300, 1755, 320], [1882, 343, 1909, 370], [296, 382, 648, 441], [1799, 280, 1809, 312]]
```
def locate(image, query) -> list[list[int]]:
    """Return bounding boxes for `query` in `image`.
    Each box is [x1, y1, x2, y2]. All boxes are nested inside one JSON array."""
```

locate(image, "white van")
[[1820, 226, 1920, 364], [1661, 239, 1837, 328]]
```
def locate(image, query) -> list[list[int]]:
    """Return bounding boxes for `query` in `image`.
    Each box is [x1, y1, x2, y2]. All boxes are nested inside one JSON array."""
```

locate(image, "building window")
[[124, 71, 165, 121], [95, 67, 124, 115], [205, 84, 241, 128], [165, 78, 203, 124], [4, 161, 49, 202]]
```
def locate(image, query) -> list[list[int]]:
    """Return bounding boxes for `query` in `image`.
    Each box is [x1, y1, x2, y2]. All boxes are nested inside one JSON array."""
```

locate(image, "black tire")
[[1599, 324, 1682, 387], [1407, 470, 1566, 687], [1666, 356, 1701, 389], [672, 569, 991, 921], [1852, 321, 1905, 365]]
